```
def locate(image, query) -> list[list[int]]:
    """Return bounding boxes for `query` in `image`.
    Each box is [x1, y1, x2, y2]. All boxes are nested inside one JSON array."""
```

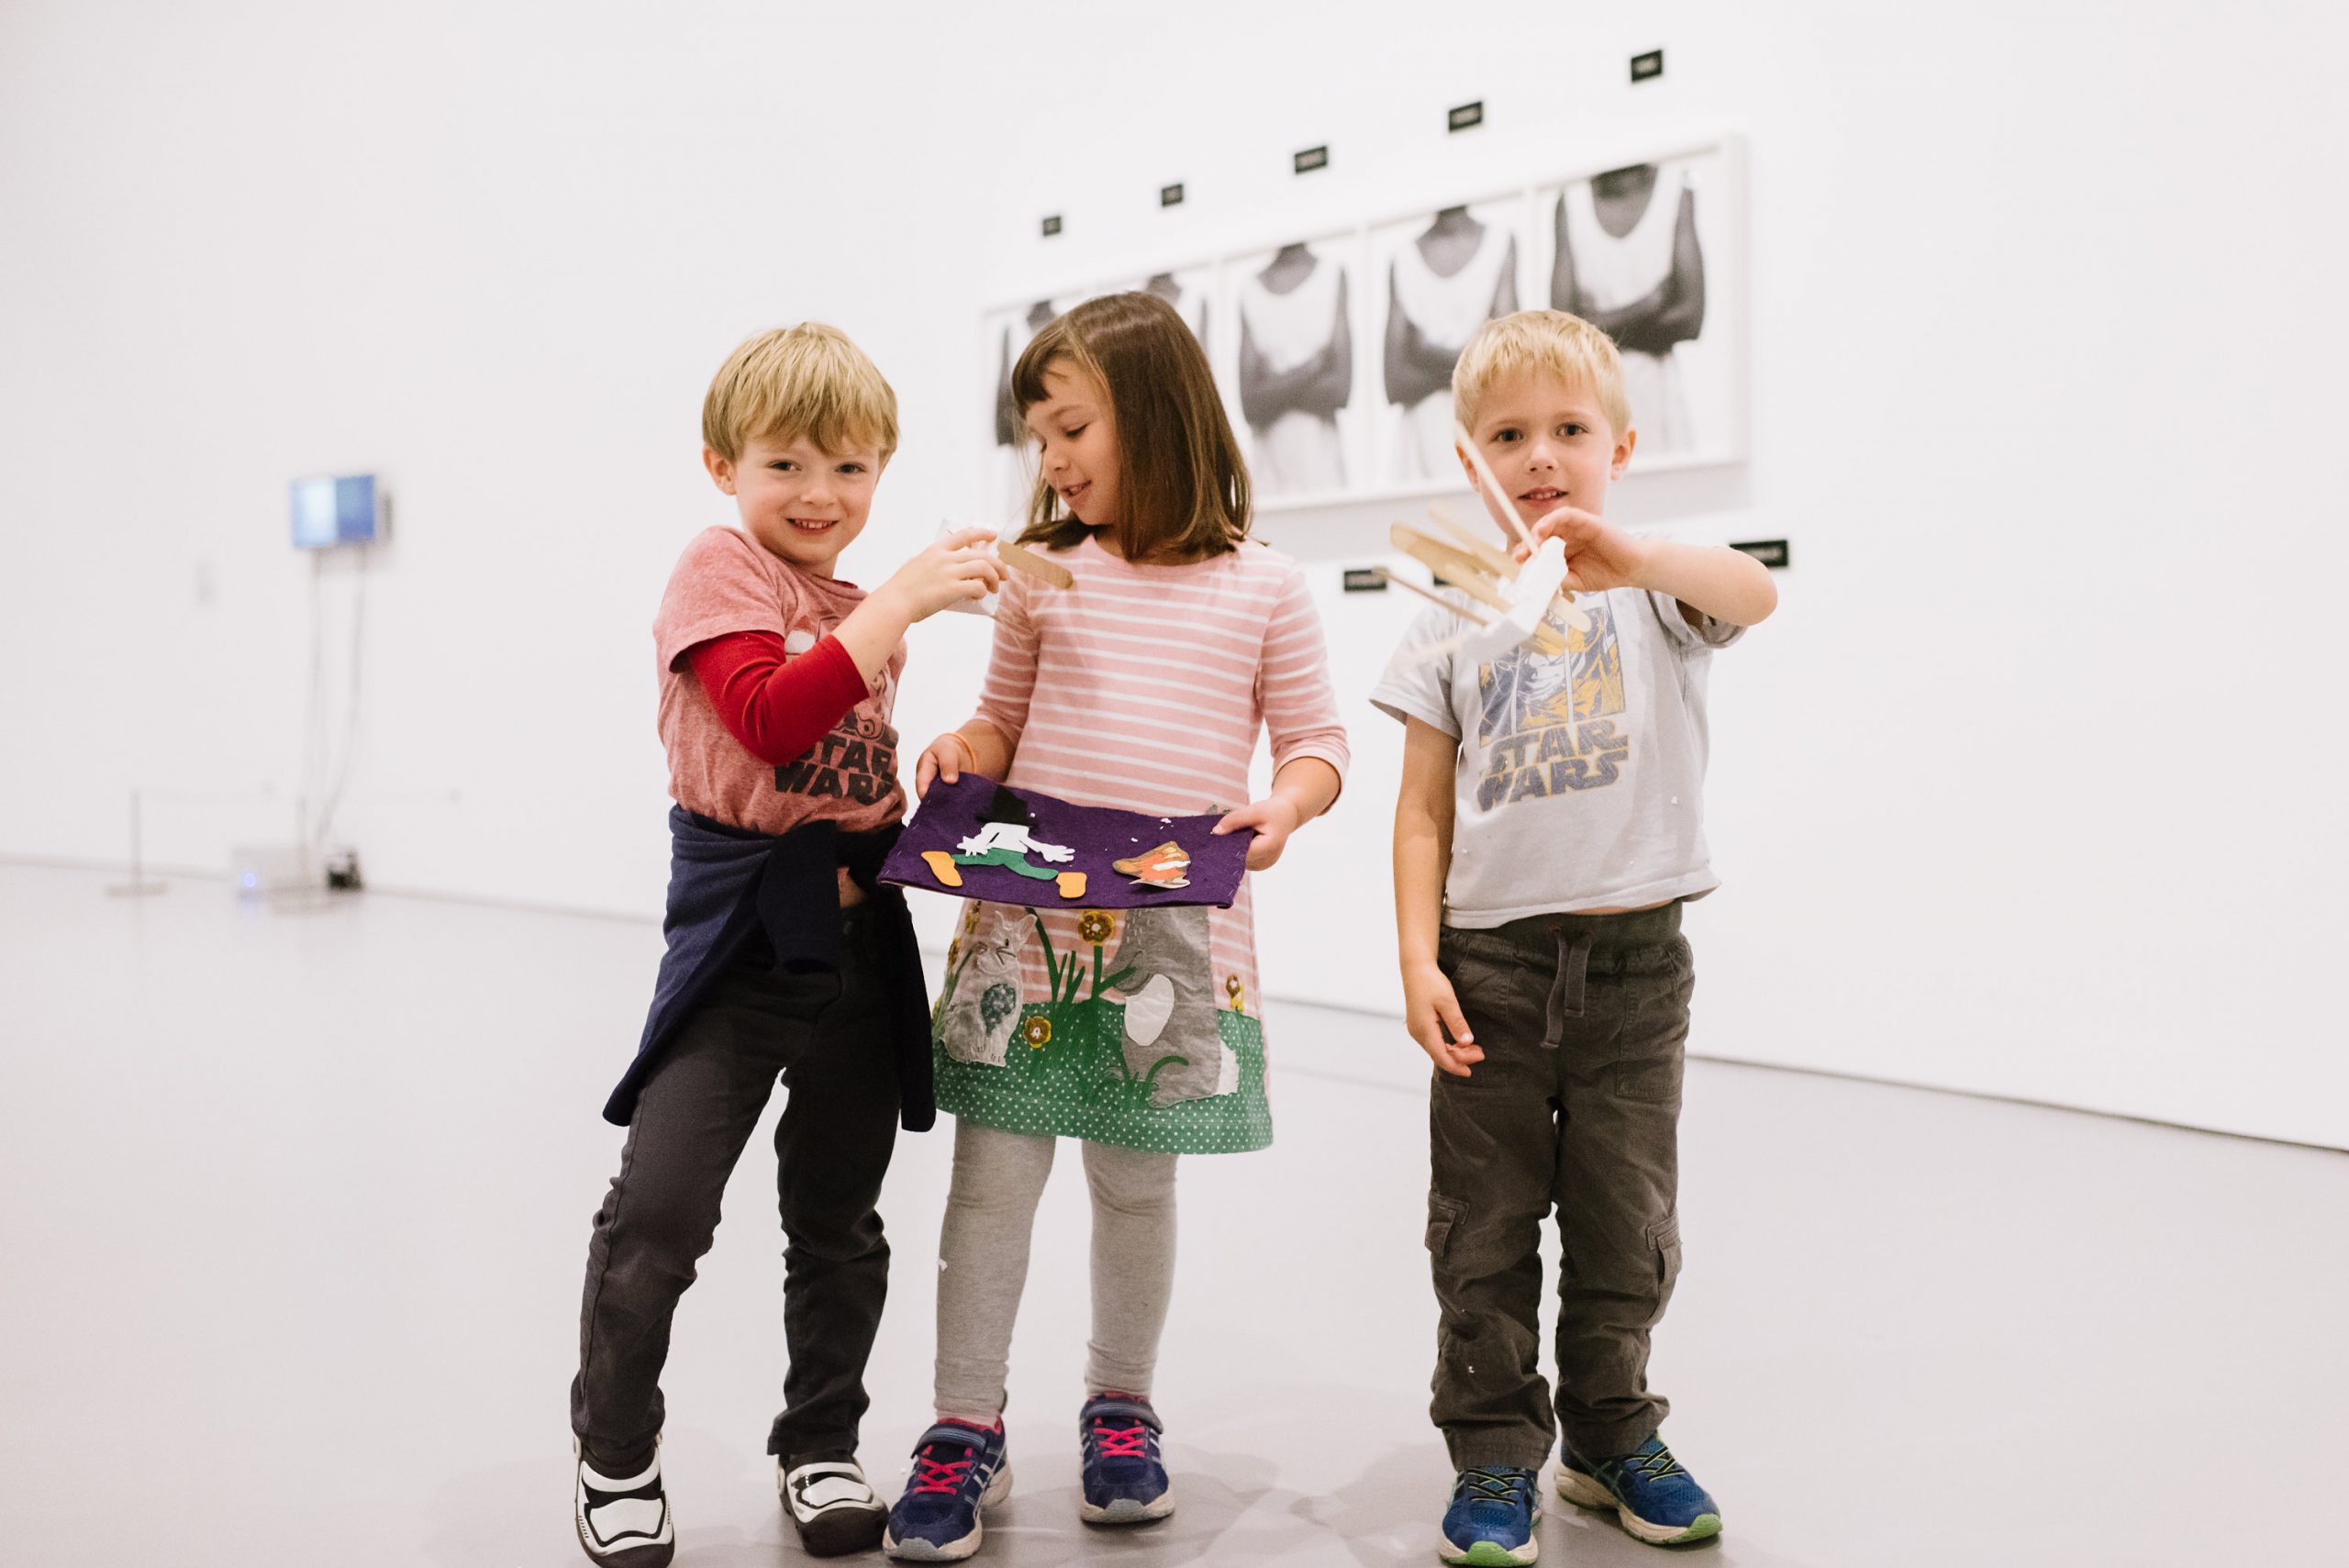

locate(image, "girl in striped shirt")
[[881, 293, 1348, 1561]]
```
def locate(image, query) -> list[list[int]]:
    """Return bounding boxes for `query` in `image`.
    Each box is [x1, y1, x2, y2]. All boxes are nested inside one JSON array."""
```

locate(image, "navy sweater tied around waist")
[[602, 806, 935, 1130]]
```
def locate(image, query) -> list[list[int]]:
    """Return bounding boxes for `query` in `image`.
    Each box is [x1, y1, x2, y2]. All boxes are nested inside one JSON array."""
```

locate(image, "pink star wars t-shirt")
[[653, 526, 907, 836]]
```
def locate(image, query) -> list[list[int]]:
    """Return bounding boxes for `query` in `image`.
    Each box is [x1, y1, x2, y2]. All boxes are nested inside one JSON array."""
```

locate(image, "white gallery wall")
[[4, 1, 2344, 1148]]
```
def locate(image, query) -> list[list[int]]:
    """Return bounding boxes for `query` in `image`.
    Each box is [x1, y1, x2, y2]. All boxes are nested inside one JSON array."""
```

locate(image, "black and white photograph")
[[1225, 236, 1363, 502], [1067, 269, 1216, 364], [1137, 267, 1212, 356], [983, 297, 1057, 528], [985, 271, 1217, 526], [1373, 196, 1525, 486], [1534, 145, 1740, 468]]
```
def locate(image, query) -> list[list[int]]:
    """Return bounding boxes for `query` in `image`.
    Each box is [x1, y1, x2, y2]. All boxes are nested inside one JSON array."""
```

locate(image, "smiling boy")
[[570, 324, 1002, 1565], [1369, 310, 1776, 1565]]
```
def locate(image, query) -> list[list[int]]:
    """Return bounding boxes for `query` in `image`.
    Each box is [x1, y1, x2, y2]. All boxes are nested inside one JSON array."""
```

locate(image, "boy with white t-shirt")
[[1371, 309, 1777, 1564]]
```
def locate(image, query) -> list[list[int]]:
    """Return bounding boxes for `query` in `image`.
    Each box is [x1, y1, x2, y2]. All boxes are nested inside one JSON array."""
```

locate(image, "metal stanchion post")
[[105, 787, 169, 897]]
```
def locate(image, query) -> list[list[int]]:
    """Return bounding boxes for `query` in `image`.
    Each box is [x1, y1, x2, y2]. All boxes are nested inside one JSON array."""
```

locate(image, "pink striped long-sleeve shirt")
[[970, 533, 1349, 1019]]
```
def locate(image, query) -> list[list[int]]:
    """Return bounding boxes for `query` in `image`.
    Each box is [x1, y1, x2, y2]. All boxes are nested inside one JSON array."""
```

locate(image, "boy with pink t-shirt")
[[569, 324, 1004, 1566]]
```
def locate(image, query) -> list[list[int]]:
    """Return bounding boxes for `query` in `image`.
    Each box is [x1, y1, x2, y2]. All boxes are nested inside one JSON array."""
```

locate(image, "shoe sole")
[[1079, 1493, 1175, 1526], [1437, 1535, 1538, 1565], [1437, 1497, 1541, 1565], [573, 1513, 674, 1568], [885, 1463, 1013, 1562], [1553, 1467, 1721, 1546], [792, 1500, 887, 1558]]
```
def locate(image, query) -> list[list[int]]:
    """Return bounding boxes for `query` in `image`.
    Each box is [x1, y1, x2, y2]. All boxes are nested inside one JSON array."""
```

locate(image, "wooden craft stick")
[[1424, 504, 1519, 578], [1389, 525, 1511, 616], [1452, 418, 1538, 552], [1388, 527, 1566, 655], [996, 538, 1074, 588], [1379, 571, 1561, 660], [1378, 568, 1492, 625], [1431, 503, 1580, 617]]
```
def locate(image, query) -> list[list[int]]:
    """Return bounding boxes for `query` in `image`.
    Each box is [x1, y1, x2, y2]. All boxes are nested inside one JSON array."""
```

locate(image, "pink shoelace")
[[1090, 1420, 1152, 1460], [907, 1444, 978, 1496], [1087, 1396, 1154, 1462]]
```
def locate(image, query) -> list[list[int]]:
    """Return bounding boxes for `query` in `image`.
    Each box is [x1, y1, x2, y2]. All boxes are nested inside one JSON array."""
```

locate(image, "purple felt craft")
[[880, 773, 1253, 909]]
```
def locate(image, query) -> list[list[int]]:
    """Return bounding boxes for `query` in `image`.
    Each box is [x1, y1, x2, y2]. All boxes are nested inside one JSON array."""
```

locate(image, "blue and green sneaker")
[[1439, 1464, 1542, 1564], [1553, 1434, 1721, 1545]]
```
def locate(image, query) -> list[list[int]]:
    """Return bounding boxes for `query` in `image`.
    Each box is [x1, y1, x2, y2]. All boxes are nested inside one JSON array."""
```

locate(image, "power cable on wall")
[[301, 546, 369, 877]]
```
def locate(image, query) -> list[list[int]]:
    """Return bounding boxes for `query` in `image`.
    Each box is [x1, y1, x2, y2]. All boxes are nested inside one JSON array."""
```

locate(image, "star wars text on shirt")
[[1474, 595, 1631, 808]]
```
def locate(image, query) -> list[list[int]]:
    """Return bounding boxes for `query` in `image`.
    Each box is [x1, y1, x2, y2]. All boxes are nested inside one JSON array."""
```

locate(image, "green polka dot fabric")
[[933, 1000, 1272, 1155]]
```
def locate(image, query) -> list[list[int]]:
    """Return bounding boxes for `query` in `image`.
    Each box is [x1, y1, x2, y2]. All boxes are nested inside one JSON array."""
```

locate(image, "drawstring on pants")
[[1541, 927, 1595, 1050]]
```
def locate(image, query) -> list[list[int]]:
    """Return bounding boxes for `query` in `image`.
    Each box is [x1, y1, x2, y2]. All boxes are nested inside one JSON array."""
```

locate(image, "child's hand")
[[882, 528, 1007, 623], [1512, 506, 1653, 594], [1403, 960, 1482, 1077], [1212, 795, 1304, 871], [913, 731, 978, 798]]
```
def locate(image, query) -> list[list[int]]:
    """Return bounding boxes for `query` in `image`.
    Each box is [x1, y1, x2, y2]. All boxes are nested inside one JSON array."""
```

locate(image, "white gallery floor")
[[2, 862, 2343, 1568]]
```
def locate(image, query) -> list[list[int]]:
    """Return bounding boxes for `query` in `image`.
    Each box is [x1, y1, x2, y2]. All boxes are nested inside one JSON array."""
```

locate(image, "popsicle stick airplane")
[[1382, 420, 1592, 664]]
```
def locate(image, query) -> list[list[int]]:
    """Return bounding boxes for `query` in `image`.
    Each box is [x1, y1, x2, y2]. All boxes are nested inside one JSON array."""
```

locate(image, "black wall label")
[[1040, 214, 1063, 237], [1631, 50, 1664, 82], [1448, 101, 1484, 132], [1294, 145, 1330, 174], [1730, 539, 1789, 569], [1343, 567, 1389, 593], [1160, 183, 1185, 207]]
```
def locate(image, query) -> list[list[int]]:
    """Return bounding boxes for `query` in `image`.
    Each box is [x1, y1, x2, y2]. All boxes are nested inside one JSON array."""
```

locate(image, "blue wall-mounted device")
[[291, 473, 382, 549]]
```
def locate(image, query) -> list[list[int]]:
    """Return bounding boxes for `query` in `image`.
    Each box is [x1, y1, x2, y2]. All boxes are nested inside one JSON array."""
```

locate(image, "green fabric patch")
[[952, 845, 1060, 882], [934, 1000, 1270, 1155]]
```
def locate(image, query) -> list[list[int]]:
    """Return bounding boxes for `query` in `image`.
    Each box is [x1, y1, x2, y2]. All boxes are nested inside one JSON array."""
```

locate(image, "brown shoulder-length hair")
[[1009, 292, 1252, 561]]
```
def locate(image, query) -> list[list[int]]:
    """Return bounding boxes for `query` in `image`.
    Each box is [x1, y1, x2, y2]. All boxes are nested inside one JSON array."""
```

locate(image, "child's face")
[[1458, 371, 1634, 536], [1024, 361, 1120, 529], [703, 431, 884, 578]]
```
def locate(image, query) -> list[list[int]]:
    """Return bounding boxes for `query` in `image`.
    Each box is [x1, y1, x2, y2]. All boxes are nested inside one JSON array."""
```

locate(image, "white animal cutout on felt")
[[954, 821, 1075, 863]]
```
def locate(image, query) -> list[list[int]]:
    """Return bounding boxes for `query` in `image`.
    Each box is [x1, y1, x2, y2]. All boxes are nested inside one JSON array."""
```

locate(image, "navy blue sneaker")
[[1077, 1392, 1173, 1525], [883, 1420, 1011, 1562], [1439, 1465, 1542, 1565], [1554, 1435, 1721, 1545]]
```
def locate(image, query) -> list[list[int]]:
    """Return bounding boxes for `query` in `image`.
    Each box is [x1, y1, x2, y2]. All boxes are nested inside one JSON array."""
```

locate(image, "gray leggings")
[[933, 1120, 1178, 1422]]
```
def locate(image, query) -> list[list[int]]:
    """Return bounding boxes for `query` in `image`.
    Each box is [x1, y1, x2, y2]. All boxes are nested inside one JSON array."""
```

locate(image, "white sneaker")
[[573, 1441, 674, 1567], [781, 1454, 888, 1557]]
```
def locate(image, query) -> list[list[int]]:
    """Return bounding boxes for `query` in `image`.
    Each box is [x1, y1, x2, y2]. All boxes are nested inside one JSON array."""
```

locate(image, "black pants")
[[572, 909, 901, 1472], [1427, 901, 1692, 1470]]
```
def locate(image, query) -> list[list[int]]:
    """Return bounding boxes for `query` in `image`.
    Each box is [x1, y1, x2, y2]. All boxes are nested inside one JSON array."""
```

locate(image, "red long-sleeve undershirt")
[[686, 630, 870, 766]]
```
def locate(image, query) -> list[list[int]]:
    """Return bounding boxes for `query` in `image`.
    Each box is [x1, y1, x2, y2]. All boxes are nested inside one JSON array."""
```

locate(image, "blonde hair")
[[1451, 309, 1631, 437], [701, 323, 898, 463], [1010, 293, 1251, 562]]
